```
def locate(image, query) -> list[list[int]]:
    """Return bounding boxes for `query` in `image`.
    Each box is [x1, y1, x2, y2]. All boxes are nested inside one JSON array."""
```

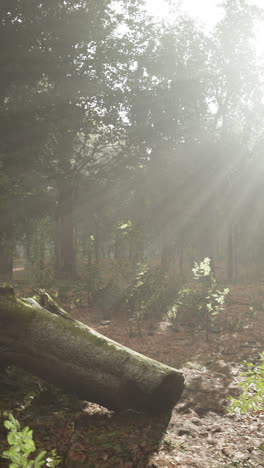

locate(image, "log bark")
[[0, 284, 184, 415]]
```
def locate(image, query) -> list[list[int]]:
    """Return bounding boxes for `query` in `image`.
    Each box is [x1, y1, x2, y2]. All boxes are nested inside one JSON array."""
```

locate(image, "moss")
[[0, 295, 39, 323], [0, 288, 183, 389], [0, 287, 146, 364], [0, 288, 184, 414], [0, 289, 171, 375]]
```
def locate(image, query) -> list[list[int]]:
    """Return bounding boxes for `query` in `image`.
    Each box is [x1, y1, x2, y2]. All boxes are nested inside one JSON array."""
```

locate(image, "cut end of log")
[[151, 371, 185, 414], [93, 368, 185, 415], [125, 370, 185, 415]]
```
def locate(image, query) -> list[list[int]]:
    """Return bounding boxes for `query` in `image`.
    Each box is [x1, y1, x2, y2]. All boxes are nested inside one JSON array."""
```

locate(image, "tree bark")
[[0, 247, 13, 280], [0, 232, 13, 281], [55, 184, 76, 277], [227, 223, 234, 282], [0, 285, 184, 415]]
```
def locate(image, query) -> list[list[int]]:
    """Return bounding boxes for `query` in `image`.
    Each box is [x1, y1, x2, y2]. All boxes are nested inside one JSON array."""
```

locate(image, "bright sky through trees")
[[145, 0, 264, 57], [145, 0, 221, 25]]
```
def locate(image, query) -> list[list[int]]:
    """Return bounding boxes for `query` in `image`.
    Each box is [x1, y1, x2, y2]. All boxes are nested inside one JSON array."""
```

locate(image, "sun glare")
[[145, 0, 221, 23], [145, 0, 170, 19], [145, 0, 264, 57]]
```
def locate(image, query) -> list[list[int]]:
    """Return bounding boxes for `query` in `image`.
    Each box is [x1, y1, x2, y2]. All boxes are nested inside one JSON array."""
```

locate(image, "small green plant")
[[192, 257, 212, 278], [1, 412, 61, 467], [118, 220, 132, 234], [125, 263, 180, 324], [168, 258, 229, 339], [46, 451, 61, 468], [247, 306, 257, 319], [125, 263, 150, 318], [228, 353, 264, 414]]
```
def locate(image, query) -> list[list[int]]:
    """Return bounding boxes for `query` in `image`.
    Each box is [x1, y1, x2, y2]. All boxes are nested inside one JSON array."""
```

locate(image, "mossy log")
[[0, 284, 184, 414]]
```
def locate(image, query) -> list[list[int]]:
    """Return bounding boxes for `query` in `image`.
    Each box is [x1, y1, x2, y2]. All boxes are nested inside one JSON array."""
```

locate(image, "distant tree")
[[207, 0, 264, 280], [0, 2, 51, 278], [0, 0, 153, 278]]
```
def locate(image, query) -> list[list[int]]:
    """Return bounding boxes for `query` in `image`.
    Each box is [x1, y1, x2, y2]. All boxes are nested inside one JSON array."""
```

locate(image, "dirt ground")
[[0, 283, 264, 467]]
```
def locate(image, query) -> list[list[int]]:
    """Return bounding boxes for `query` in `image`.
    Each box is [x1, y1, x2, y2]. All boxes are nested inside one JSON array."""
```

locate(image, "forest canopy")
[[0, 0, 264, 288]]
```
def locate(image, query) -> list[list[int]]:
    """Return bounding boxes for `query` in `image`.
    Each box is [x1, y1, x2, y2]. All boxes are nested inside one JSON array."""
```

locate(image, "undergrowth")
[[1, 412, 61, 467], [228, 352, 264, 414], [167, 257, 229, 339]]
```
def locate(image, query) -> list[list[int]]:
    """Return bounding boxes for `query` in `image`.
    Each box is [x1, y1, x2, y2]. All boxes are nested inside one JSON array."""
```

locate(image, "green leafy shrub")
[[247, 306, 258, 320], [1, 412, 61, 467], [168, 258, 229, 339], [124, 263, 180, 321], [228, 353, 264, 414]]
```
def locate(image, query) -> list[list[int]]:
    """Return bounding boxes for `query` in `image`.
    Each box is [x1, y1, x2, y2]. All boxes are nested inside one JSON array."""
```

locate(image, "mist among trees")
[[0, 1, 264, 466], [1, 0, 263, 290]]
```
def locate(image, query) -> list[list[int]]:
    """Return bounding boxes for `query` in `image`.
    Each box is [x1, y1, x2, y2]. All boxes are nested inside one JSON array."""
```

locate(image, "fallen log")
[[0, 284, 184, 414]]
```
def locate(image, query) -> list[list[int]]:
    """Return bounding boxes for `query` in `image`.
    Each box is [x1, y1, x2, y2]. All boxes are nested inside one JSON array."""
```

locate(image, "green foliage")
[[45, 451, 62, 468], [1, 412, 61, 467], [118, 221, 132, 235], [168, 258, 229, 338], [124, 263, 180, 322], [192, 257, 212, 278], [193, 258, 229, 320], [125, 263, 149, 318], [247, 306, 257, 320], [167, 287, 202, 325], [228, 353, 264, 414]]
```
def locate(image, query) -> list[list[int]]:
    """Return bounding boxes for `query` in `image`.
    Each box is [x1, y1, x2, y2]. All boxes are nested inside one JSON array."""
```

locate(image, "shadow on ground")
[[0, 368, 172, 468]]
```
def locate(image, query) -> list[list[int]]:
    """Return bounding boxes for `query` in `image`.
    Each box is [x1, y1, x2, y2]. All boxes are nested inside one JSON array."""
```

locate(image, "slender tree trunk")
[[157, 154, 172, 272], [132, 186, 146, 265], [0, 230, 14, 280], [178, 230, 184, 278], [115, 230, 121, 261], [227, 223, 233, 282], [55, 184, 76, 277], [93, 215, 100, 265], [233, 224, 238, 282], [201, 221, 216, 275], [0, 246, 13, 280]]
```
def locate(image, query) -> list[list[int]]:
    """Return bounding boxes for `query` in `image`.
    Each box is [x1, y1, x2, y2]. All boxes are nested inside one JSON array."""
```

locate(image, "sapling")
[[228, 352, 264, 414], [1, 412, 61, 467], [168, 258, 229, 340], [193, 258, 229, 339]]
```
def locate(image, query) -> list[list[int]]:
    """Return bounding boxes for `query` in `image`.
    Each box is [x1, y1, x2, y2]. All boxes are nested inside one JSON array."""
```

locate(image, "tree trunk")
[[0, 285, 184, 415], [227, 223, 234, 282], [178, 230, 185, 278], [0, 232, 13, 281], [0, 247, 13, 280], [55, 185, 76, 277], [93, 215, 100, 265]]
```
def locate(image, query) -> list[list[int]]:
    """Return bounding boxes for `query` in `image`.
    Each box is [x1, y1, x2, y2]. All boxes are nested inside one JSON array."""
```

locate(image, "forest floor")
[[0, 282, 264, 467]]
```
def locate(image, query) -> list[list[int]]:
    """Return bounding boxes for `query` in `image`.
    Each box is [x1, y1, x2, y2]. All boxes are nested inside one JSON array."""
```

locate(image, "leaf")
[[34, 450, 47, 464]]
